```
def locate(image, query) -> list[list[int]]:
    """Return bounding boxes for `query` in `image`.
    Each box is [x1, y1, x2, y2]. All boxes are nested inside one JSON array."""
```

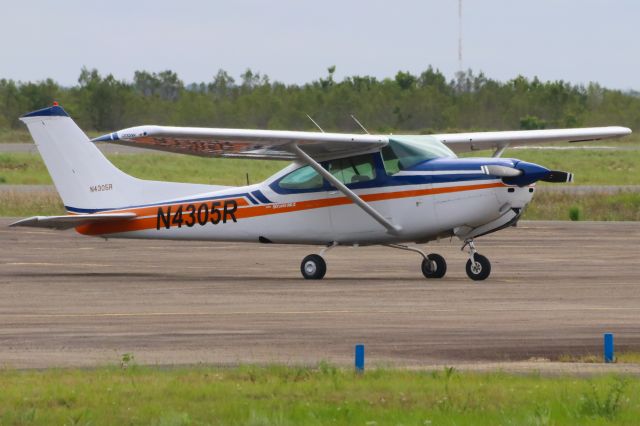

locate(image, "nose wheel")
[[462, 239, 491, 281]]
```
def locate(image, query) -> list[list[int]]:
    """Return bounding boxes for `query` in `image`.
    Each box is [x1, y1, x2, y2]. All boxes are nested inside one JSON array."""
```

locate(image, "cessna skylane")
[[12, 104, 631, 280]]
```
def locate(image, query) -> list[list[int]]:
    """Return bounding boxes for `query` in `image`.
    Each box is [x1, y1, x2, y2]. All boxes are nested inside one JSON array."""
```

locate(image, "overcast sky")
[[1, 0, 638, 90]]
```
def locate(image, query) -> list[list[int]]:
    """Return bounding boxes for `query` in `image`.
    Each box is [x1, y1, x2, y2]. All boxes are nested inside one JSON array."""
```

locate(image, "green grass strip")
[[0, 153, 284, 186], [523, 191, 640, 221], [2, 148, 640, 186], [0, 363, 638, 425]]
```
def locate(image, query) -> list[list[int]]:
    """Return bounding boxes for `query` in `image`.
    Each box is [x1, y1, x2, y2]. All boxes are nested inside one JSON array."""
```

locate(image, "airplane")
[[11, 103, 631, 280]]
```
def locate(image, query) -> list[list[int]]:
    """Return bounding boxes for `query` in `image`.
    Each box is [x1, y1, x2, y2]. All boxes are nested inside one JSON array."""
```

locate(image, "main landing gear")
[[300, 242, 336, 280], [301, 254, 326, 279], [299, 239, 491, 281], [385, 244, 447, 279]]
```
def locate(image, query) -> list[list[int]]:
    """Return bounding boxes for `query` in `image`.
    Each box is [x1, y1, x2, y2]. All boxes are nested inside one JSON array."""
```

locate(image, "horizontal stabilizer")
[[10, 213, 136, 230]]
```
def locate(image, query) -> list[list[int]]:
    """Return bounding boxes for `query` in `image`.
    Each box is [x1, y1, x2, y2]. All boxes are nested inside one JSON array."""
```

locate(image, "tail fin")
[[20, 105, 226, 213], [20, 105, 139, 211]]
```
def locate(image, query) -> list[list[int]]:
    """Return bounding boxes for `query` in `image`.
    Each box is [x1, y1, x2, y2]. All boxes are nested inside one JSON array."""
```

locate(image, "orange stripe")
[[77, 182, 505, 236]]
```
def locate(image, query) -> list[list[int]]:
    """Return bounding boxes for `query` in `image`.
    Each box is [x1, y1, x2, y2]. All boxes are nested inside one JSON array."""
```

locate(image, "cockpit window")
[[382, 136, 457, 174], [326, 154, 376, 186], [278, 165, 323, 190]]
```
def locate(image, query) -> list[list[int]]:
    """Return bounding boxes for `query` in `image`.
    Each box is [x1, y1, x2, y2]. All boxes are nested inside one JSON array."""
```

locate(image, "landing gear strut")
[[462, 239, 491, 281], [385, 244, 447, 279]]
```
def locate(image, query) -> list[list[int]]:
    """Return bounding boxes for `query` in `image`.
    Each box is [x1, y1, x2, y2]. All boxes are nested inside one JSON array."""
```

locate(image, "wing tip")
[[618, 126, 632, 136]]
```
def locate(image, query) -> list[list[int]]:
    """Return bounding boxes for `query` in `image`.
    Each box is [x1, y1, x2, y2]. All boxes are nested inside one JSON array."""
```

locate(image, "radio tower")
[[458, 0, 463, 72]]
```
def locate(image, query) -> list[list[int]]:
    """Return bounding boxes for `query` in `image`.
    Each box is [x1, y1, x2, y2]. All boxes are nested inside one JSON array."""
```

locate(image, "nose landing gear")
[[462, 239, 491, 281]]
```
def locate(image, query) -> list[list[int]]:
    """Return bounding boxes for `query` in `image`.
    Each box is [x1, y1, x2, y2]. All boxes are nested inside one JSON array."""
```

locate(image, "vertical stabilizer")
[[20, 105, 226, 213], [20, 105, 137, 211]]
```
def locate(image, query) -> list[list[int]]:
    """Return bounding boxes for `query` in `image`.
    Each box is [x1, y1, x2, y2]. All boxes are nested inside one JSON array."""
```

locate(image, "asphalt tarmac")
[[1, 219, 639, 369]]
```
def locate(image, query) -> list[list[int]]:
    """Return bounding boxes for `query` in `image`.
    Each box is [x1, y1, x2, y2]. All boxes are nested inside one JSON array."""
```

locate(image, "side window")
[[381, 145, 401, 175], [278, 165, 323, 190], [326, 154, 376, 186]]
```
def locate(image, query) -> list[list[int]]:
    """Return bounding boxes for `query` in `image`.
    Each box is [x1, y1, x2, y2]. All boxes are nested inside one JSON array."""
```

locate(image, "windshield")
[[383, 136, 457, 171]]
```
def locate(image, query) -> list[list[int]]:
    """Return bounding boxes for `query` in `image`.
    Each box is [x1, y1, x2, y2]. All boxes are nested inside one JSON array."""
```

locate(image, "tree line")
[[1, 66, 638, 133]]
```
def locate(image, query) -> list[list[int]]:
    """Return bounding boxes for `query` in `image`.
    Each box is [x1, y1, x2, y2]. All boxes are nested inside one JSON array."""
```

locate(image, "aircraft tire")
[[422, 254, 447, 279], [301, 254, 327, 280], [465, 254, 491, 281]]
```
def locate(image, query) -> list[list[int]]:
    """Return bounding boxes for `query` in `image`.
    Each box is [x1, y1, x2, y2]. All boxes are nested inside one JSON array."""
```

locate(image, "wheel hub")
[[471, 261, 482, 274], [426, 259, 435, 272], [304, 261, 317, 275]]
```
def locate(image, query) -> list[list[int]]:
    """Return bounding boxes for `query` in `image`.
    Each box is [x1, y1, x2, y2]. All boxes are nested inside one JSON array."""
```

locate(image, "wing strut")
[[291, 144, 402, 234], [492, 143, 509, 158]]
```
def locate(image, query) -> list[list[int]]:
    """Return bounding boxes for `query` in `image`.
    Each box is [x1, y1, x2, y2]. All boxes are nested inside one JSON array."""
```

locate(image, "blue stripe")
[[21, 105, 69, 118], [245, 193, 259, 205], [251, 190, 272, 204], [65, 192, 257, 214]]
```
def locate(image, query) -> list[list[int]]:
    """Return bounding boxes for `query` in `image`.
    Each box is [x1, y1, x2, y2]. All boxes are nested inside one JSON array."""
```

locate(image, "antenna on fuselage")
[[350, 114, 370, 134], [306, 114, 325, 133], [458, 0, 463, 72]]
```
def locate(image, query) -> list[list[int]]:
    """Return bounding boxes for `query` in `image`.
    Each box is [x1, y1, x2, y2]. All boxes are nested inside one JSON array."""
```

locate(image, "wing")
[[93, 126, 388, 160], [10, 213, 136, 230], [431, 127, 632, 154]]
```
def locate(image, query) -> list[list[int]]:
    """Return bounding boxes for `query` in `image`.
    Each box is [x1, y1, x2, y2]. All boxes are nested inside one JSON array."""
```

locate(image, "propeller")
[[540, 170, 573, 183], [481, 163, 573, 185]]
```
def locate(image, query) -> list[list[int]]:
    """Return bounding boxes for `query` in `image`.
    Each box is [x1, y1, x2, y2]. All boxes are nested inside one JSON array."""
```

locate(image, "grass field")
[[0, 190, 64, 216], [0, 128, 102, 143], [0, 153, 284, 186], [524, 191, 640, 221], [558, 352, 640, 364], [1, 148, 640, 186], [1, 146, 639, 220], [0, 128, 37, 143], [0, 363, 638, 425]]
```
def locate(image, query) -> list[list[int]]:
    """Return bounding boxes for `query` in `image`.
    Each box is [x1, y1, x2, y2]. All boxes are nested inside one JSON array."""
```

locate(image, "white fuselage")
[[77, 162, 534, 246]]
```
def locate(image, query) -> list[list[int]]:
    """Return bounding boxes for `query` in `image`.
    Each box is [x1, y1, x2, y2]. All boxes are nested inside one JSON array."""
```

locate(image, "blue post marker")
[[604, 333, 614, 363], [355, 344, 365, 373]]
